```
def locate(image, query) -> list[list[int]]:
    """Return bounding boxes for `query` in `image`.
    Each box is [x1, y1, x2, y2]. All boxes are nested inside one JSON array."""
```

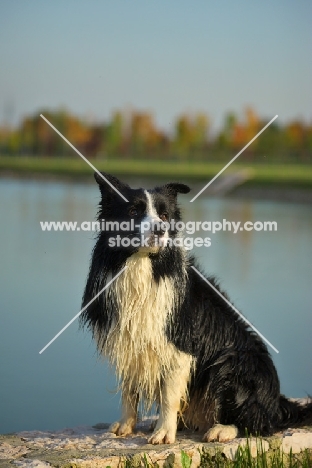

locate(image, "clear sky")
[[1, 0, 311, 132]]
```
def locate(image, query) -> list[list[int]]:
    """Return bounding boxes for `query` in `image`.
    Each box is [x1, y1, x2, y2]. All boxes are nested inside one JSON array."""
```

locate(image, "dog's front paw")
[[148, 427, 176, 445], [204, 424, 238, 443], [108, 419, 135, 436]]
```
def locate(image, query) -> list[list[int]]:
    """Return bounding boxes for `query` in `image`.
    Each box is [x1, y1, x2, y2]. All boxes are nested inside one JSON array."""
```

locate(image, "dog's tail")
[[277, 396, 312, 429]]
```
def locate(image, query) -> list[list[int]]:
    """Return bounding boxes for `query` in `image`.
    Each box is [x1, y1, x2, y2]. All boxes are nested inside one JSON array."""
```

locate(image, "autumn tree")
[[173, 113, 209, 159], [105, 111, 124, 157], [129, 111, 163, 157]]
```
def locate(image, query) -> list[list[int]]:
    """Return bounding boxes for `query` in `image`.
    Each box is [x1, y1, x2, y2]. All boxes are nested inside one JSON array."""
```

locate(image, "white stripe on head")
[[144, 190, 158, 219], [138, 190, 168, 250], [141, 190, 159, 235]]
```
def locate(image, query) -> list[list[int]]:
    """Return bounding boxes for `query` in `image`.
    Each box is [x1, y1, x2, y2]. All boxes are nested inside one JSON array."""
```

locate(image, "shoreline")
[[0, 156, 312, 184], [1, 170, 312, 205]]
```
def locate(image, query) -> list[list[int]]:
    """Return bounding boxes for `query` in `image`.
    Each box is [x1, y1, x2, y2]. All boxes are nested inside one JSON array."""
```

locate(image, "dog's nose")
[[152, 221, 167, 236]]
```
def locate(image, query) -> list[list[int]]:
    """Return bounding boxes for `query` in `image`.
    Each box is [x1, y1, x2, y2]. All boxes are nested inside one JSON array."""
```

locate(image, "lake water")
[[0, 177, 311, 434]]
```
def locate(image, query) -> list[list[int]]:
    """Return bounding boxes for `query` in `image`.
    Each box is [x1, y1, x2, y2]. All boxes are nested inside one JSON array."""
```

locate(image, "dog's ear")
[[162, 183, 191, 197], [94, 172, 130, 198]]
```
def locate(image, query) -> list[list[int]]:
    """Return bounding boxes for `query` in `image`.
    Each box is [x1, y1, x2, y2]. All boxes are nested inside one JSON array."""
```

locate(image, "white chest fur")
[[101, 254, 187, 405]]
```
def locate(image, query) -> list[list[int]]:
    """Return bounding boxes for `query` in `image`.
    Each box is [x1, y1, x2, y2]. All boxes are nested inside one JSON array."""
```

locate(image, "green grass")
[[0, 155, 312, 188], [101, 436, 312, 468], [120, 444, 312, 468], [200, 446, 312, 468]]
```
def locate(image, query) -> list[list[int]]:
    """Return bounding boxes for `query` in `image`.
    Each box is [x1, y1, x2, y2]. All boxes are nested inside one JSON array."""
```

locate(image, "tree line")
[[0, 107, 311, 163]]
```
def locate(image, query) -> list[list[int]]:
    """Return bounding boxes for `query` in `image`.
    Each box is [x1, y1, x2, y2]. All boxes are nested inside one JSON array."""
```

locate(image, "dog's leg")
[[204, 423, 238, 442], [148, 354, 192, 445], [109, 391, 138, 436]]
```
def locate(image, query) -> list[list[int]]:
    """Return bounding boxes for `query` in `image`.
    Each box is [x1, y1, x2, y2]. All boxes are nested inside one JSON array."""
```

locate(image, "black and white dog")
[[81, 172, 311, 444]]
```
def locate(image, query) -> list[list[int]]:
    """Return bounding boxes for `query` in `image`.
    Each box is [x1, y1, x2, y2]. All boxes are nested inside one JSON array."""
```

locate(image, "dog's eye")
[[160, 212, 168, 222], [129, 207, 138, 217]]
